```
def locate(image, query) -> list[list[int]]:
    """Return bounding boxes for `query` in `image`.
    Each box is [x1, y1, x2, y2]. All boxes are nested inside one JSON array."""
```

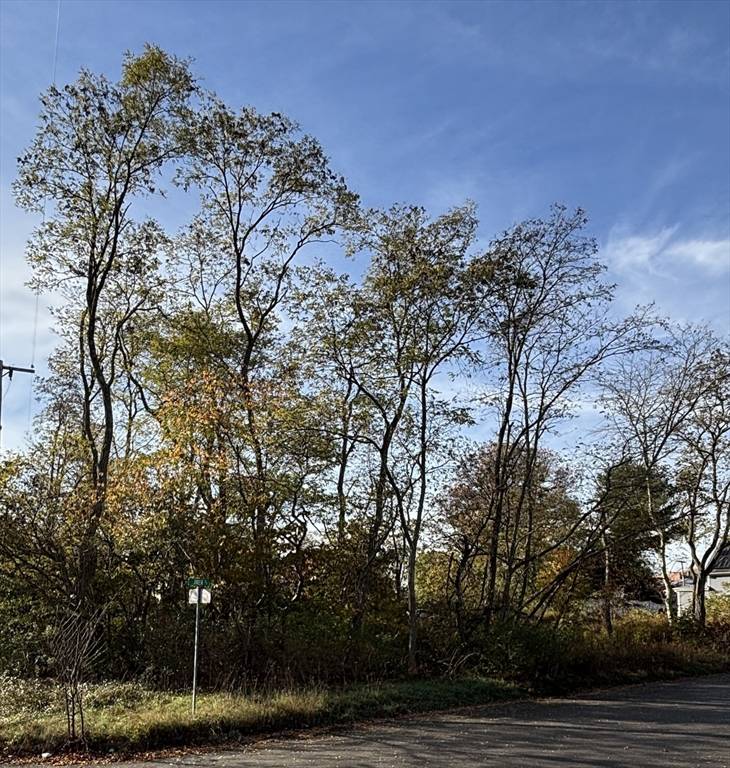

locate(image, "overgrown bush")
[[707, 593, 730, 625], [475, 620, 578, 684], [466, 611, 729, 692], [613, 609, 673, 644], [0, 674, 60, 718]]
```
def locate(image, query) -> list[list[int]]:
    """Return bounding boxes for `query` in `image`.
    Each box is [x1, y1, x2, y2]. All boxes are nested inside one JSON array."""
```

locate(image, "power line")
[[25, 0, 62, 433], [52, 0, 61, 85]]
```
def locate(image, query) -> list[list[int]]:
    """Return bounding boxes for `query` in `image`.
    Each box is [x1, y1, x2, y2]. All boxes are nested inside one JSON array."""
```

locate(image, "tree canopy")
[[2, 47, 728, 705]]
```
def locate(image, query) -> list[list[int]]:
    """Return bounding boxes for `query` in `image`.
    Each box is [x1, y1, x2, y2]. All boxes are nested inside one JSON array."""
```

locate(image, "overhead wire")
[[26, 0, 61, 433]]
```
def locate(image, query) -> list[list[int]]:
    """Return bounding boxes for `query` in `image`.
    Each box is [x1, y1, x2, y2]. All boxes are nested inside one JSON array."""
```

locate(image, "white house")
[[673, 544, 730, 617]]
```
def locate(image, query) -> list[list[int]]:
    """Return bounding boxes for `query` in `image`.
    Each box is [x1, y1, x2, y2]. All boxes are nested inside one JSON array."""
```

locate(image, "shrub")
[[613, 610, 672, 645], [0, 674, 61, 718], [476, 620, 577, 685], [465, 610, 728, 693], [707, 593, 730, 626]]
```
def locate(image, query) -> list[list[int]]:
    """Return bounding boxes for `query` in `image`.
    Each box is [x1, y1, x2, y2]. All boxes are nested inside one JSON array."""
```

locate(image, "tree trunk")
[[407, 544, 418, 676], [692, 570, 707, 627], [646, 476, 677, 624], [602, 531, 613, 636], [657, 530, 677, 623]]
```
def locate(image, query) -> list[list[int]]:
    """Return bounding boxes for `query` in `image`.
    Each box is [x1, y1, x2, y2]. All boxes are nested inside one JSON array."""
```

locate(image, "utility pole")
[[0, 360, 35, 444]]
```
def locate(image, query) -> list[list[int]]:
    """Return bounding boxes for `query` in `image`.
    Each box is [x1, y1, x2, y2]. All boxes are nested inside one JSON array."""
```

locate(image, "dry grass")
[[0, 678, 522, 757], [5, 610, 730, 759]]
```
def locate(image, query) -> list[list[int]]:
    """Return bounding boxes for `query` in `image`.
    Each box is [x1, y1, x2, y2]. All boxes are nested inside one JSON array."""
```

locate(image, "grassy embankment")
[[0, 677, 523, 758], [3, 610, 730, 759]]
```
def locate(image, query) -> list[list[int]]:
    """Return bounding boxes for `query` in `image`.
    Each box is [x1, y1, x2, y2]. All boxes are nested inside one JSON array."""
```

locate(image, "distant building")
[[672, 544, 730, 617], [710, 545, 730, 592]]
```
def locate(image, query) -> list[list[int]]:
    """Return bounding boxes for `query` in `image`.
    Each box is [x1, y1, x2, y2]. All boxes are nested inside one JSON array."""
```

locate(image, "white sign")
[[188, 588, 211, 604]]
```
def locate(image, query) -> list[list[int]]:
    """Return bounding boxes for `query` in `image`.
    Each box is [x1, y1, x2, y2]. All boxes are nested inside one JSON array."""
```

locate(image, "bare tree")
[[469, 205, 650, 628], [600, 325, 717, 621], [49, 608, 105, 745], [676, 343, 730, 625]]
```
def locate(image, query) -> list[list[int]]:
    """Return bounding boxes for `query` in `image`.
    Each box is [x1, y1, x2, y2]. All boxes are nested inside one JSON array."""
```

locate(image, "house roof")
[[713, 544, 730, 572]]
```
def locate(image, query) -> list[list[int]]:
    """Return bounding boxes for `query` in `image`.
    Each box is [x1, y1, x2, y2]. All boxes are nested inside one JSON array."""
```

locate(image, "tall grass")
[[0, 677, 522, 757], [3, 610, 729, 758]]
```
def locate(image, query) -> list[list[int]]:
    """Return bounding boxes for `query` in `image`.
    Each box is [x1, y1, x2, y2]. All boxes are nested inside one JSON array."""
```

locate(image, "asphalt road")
[[115, 674, 730, 768]]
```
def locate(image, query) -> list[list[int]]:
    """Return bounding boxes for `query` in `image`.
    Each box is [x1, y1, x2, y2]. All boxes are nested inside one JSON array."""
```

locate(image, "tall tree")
[[676, 342, 730, 626], [600, 325, 717, 621], [591, 462, 673, 634], [175, 100, 357, 612], [365, 205, 482, 673], [14, 46, 195, 613], [471, 205, 650, 627]]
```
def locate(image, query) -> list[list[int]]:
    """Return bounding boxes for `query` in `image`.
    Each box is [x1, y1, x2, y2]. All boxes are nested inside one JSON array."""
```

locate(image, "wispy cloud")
[[664, 239, 730, 273], [604, 225, 730, 329], [604, 227, 678, 274], [585, 23, 728, 85], [430, 2, 730, 86], [605, 227, 729, 276]]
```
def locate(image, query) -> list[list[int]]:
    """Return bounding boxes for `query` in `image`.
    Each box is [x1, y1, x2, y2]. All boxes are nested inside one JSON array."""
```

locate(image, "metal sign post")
[[192, 586, 200, 715], [187, 578, 211, 716]]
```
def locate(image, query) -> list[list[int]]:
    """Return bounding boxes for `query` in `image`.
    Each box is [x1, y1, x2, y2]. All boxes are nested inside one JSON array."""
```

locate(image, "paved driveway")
[[110, 674, 730, 767]]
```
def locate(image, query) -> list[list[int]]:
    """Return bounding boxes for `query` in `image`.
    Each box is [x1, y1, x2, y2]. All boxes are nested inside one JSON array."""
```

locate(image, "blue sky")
[[1, 0, 729, 450]]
